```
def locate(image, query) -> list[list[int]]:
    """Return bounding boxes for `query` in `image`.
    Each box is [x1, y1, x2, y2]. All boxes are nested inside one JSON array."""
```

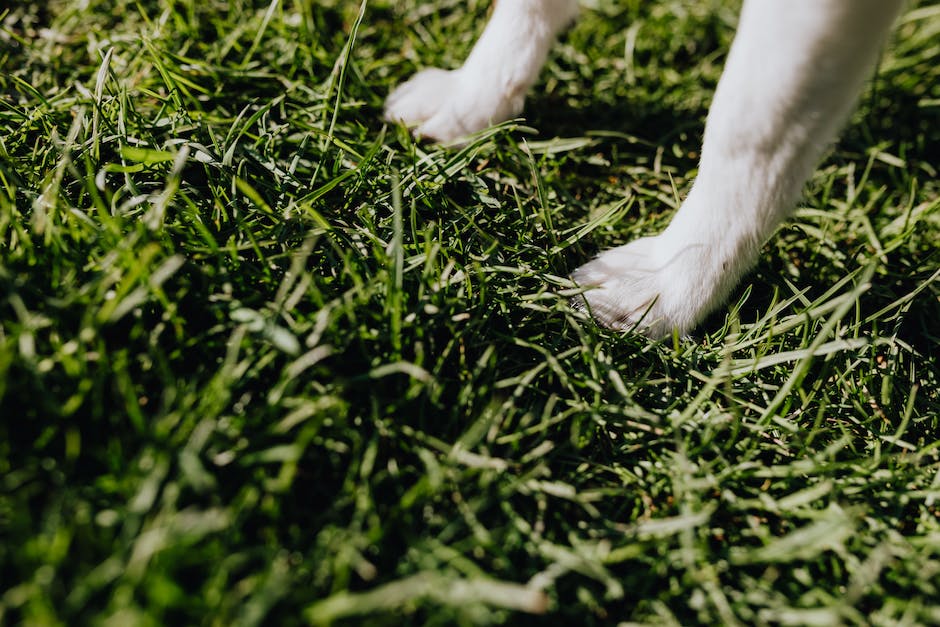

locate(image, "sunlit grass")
[[1, 0, 938, 624]]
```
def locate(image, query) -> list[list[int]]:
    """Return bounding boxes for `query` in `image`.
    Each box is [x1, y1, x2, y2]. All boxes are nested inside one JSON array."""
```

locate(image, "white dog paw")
[[385, 67, 523, 142], [571, 236, 717, 339], [384, 68, 461, 138]]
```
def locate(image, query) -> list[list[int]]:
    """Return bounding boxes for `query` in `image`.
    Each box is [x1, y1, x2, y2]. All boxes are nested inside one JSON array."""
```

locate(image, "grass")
[[1, 0, 938, 624]]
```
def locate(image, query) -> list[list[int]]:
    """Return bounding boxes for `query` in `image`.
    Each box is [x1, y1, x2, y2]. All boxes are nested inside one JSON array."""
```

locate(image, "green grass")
[[1, 0, 939, 624]]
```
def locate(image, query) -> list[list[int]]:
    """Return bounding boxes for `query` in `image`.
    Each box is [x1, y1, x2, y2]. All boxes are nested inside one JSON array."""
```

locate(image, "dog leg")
[[385, 0, 578, 142], [573, 0, 905, 338]]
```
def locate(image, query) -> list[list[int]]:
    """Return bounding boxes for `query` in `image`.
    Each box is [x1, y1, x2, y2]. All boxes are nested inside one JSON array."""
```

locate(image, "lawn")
[[1, 0, 938, 624]]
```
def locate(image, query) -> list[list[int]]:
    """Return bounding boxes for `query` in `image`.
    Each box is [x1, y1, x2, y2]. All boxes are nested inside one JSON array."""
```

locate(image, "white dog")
[[385, 0, 905, 338]]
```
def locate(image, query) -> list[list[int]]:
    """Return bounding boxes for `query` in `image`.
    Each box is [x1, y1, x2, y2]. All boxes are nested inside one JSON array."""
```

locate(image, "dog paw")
[[571, 236, 718, 339], [385, 67, 523, 142], [384, 68, 462, 139]]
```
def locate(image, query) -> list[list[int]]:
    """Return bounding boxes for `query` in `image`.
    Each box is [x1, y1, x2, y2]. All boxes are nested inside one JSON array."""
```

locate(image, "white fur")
[[385, 0, 905, 338], [386, 0, 578, 140]]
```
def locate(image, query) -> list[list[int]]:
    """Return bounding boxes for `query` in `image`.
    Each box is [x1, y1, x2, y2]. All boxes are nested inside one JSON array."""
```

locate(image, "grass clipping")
[[307, 572, 549, 623]]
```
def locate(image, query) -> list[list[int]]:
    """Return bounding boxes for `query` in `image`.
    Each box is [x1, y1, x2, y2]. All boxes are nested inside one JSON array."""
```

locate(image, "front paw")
[[385, 68, 462, 140], [571, 236, 719, 339], [385, 67, 522, 142]]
